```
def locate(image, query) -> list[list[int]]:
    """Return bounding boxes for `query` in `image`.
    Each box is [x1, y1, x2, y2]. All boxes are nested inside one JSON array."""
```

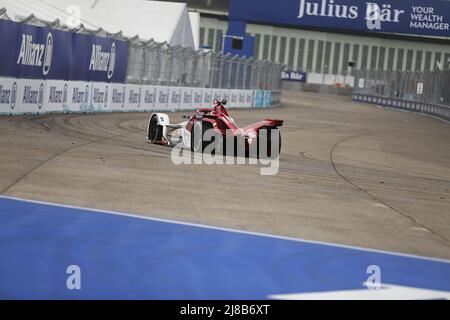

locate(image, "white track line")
[[1, 194, 450, 264]]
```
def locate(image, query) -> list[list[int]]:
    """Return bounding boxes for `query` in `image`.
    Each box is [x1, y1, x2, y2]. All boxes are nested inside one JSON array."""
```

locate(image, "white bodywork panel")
[[148, 113, 188, 147]]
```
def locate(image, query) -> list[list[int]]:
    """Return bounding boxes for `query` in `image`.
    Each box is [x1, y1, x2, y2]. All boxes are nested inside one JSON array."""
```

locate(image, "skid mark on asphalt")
[[1, 114, 172, 195], [329, 130, 450, 245], [1, 132, 136, 195]]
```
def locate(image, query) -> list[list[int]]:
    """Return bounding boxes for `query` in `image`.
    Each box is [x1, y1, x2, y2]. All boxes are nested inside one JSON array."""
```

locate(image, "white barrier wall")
[[0, 77, 280, 115], [17, 79, 45, 114], [68, 81, 90, 113], [0, 78, 17, 113], [45, 80, 67, 113], [306, 73, 355, 87]]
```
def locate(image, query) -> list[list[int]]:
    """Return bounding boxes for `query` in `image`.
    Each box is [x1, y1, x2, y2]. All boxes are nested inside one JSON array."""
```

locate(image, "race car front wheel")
[[148, 115, 162, 143]]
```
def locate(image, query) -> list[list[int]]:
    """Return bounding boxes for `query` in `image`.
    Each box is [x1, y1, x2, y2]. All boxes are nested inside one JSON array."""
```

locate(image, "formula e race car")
[[146, 100, 283, 157]]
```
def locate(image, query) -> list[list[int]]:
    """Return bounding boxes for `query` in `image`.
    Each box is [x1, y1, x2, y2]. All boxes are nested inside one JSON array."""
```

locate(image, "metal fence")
[[126, 39, 284, 90], [353, 70, 450, 122]]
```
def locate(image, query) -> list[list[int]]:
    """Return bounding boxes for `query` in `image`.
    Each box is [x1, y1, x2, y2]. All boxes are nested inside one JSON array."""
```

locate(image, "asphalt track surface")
[[1, 91, 449, 260]]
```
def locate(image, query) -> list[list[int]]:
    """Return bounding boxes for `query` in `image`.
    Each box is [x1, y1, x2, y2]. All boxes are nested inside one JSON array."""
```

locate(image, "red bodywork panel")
[[187, 104, 283, 137]]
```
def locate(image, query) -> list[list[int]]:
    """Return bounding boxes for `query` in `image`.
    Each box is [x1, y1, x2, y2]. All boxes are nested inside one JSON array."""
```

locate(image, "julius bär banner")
[[230, 0, 450, 38], [282, 71, 308, 82], [0, 19, 128, 83]]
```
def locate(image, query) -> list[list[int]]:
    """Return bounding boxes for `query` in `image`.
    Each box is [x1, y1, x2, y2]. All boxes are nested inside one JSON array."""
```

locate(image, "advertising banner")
[[230, 0, 450, 38], [0, 77, 18, 114], [271, 91, 283, 106], [44, 80, 69, 113], [282, 71, 308, 83], [0, 20, 72, 81], [246, 90, 254, 107], [203, 89, 213, 108], [181, 87, 193, 109], [109, 83, 127, 111], [254, 90, 265, 108], [168, 87, 182, 110], [126, 84, 143, 111], [1, 76, 275, 114], [91, 82, 110, 112], [0, 19, 128, 83], [192, 88, 204, 109], [237, 90, 246, 108], [264, 91, 273, 108], [67, 81, 91, 113], [16, 79, 46, 114], [70, 32, 128, 83], [155, 86, 170, 110], [142, 86, 157, 110], [230, 90, 239, 106]]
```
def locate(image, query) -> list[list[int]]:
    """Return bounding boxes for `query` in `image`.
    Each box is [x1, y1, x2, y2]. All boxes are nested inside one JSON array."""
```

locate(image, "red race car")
[[147, 99, 283, 157]]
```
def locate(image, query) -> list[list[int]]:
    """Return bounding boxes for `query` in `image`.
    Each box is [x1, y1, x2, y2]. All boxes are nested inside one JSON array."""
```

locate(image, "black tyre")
[[148, 115, 162, 143]]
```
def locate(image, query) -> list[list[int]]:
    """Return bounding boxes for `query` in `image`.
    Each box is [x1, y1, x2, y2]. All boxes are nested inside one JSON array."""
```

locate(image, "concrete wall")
[[0, 77, 281, 116]]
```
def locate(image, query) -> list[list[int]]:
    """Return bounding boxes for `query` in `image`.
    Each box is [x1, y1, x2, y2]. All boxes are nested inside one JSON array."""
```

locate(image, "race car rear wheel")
[[148, 115, 162, 143]]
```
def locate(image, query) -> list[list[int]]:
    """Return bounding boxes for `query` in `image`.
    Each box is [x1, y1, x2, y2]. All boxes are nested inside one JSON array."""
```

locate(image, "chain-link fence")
[[126, 40, 284, 90], [353, 70, 450, 122]]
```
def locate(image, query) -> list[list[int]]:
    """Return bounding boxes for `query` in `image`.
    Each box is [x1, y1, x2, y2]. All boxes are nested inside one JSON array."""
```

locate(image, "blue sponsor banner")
[[282, 70, 307, 82], [230, 0, 450, 38], [0, 19, 128, 83], [0, 19, 72, 81], [70, 32, 128, 83]]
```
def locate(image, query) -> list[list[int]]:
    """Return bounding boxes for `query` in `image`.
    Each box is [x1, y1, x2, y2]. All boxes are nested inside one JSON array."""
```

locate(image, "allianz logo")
[[48, 85, 68, 105], [112, 87, 126, 104], [183, 91, 192, 103], [17, 33, 53, 76], [171, 91, 181, 103], [23, 84, 45, 109], [93, 87, 109, 105], [0, 83, 18, 110], [89, 42, 116, 80], [144, 90, 155, 104], [159, 90, 169, 103], [72, 86, 90, 104], [129, 88, 142, 104]]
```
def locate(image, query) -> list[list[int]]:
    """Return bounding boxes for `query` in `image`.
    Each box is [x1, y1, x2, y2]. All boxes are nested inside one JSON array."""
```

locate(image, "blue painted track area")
[[0, 196, 449, 299]]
